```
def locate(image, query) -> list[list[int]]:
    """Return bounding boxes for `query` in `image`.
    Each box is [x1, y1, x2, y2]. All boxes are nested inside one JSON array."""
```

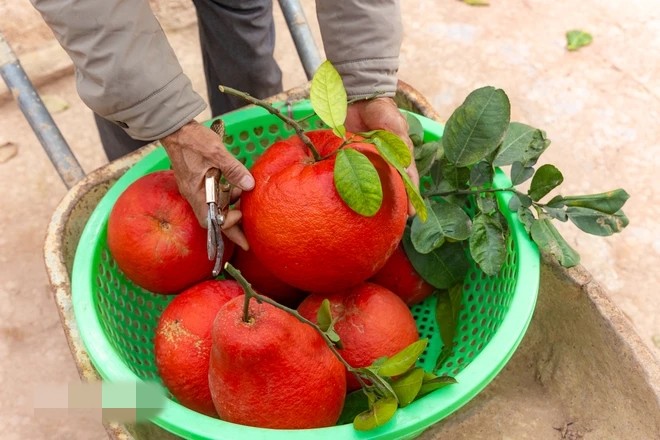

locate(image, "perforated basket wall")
[[72, 101, 539, 440]]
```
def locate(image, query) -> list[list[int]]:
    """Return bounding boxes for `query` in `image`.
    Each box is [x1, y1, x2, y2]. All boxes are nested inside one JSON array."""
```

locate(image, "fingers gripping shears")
[[205, 119, 232, 277]]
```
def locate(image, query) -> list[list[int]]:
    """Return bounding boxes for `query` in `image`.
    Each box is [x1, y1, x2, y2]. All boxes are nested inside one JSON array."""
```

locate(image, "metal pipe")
[[0, 32, 85, 189], [277, 0, 323, 80]]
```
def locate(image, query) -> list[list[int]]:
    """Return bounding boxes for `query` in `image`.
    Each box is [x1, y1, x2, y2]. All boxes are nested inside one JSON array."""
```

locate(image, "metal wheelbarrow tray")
[[42, 81, 660, 440]]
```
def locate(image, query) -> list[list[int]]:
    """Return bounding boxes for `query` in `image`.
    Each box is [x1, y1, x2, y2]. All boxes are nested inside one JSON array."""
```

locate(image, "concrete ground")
[[0, 0, 658, 438]]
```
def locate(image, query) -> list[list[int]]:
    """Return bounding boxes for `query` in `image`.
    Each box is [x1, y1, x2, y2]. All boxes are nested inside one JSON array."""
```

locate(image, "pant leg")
[[192, 0, 283, 116], [94, 113, 150, 161]]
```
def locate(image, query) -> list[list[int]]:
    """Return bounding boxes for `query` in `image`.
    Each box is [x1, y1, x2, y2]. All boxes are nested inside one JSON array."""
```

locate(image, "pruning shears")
[[205, 119, 232, 277]]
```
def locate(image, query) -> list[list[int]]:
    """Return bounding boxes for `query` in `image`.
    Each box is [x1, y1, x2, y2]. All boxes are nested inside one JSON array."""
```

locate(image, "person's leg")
[[192, 0, 283, 116], [94, 113, 150, 161]]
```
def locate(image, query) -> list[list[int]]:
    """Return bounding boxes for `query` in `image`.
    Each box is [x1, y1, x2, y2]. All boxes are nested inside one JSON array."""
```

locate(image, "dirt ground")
[[0, 0, 658, 439]]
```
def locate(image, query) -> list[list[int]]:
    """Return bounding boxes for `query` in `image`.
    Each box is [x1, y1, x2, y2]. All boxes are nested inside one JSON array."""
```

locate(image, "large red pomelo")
[[209, 295, 346, 428], [240, 130, 407, 293]]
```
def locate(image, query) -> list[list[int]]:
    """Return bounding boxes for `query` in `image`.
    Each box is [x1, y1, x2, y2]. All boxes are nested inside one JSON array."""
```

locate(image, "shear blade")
[[207, 203, 218, 260], [212, 236, 225, 277]]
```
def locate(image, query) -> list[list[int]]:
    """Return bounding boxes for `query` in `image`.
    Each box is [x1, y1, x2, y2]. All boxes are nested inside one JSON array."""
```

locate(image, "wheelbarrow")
[[2, 2, 659, 438]]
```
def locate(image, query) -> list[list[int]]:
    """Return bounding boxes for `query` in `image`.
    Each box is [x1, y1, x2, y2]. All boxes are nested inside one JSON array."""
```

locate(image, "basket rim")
[[71, 101, 540, 440]]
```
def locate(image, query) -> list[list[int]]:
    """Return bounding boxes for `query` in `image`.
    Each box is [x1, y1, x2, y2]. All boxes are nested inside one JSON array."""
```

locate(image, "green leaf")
[[531, 218, 580, 267], [508, 193, 522, 212], [509, 191, 532, 210], [510, 161, 534, 185], [515, 190, 533, 208], [415, 141, 440, 176], [407, 114, 425, 147], [370, 130, 412, 169], [334, 149, 383, 216], [566, 30, 593, 51], [517, 206, 535, 233], [528, 164, 563, 201], [449, 284, 462, 322], [566, 207, 629, 236], [403, 228, 470, 289], [476, 193, 497, 214], [359, 369, 398, 399], [310, 60, 347, 137], [544, 206, 568, 222], [353, 397, 398, 431], [435, 289, 457, 351], [401, 170, 428, 222], [337, 391, 369, 425], [378, 339, 428, 377], [317, 299, 333, 332], [315, 299, 342, 347], [469, 213, 507, 275], [546, 195, 565, 208], [442, 86, 511, 167], [493, 123, 550, 166], [370, 357, 389, 370], [390, 368, 425, 407], [326, 328, 342, 348], [469, 161, 494, 187], [463, 0, 489, 5], [438, 157, 471, 190], [429, 159, 443, 185], [419, 374, 458, 397], [368, 131, 426, 221], [556, 189, 630, 214], [411, 199, 472, 254], [434, 284, 462, 369]]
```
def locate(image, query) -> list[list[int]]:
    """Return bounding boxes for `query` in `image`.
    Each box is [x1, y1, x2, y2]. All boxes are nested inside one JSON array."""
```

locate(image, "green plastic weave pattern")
[[72, 100, 539, 440]]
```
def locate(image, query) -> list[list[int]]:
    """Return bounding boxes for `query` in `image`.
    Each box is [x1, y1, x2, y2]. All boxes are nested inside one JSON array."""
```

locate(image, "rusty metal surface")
[[44, 143, 160, 439], [395, 79, 443, 122], [419, 255, 660, 439]]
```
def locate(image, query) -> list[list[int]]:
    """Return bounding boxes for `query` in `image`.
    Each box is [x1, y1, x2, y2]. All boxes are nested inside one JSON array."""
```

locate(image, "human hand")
[[159, 120, 252, 250], [345, 97, 419, 215]]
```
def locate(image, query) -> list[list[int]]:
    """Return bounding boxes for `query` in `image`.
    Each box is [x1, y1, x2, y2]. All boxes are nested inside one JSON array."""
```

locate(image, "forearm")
[[30, 0, 206, 140], [316, 0, 402, 99]]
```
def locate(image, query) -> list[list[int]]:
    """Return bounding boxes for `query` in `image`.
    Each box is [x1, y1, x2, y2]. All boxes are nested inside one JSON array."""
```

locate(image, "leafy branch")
[[405, 86, 629, 281], [401, 86, 630, 370]]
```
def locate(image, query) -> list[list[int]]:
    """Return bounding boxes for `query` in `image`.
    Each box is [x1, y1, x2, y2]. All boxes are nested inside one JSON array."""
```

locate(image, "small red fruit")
[[154, 280, 244, 416], [298, 282, 419, 391], [370, 243, 435, 306], [107, 170, 234, 294]]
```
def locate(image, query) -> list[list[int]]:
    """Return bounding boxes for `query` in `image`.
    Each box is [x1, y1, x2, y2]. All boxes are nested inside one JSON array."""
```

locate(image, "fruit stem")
[[225, 262, 370, 388], [241, 284, 252, 323], [218, 85, 322, 161]]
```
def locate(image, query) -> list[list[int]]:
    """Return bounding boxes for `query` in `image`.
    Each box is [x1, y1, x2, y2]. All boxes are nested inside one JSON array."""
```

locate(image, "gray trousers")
[[97, 0, 283, 161]]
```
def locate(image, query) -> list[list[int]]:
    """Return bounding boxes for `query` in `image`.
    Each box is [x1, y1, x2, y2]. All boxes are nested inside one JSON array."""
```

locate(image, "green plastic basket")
[[71, 100, 540, 440]]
